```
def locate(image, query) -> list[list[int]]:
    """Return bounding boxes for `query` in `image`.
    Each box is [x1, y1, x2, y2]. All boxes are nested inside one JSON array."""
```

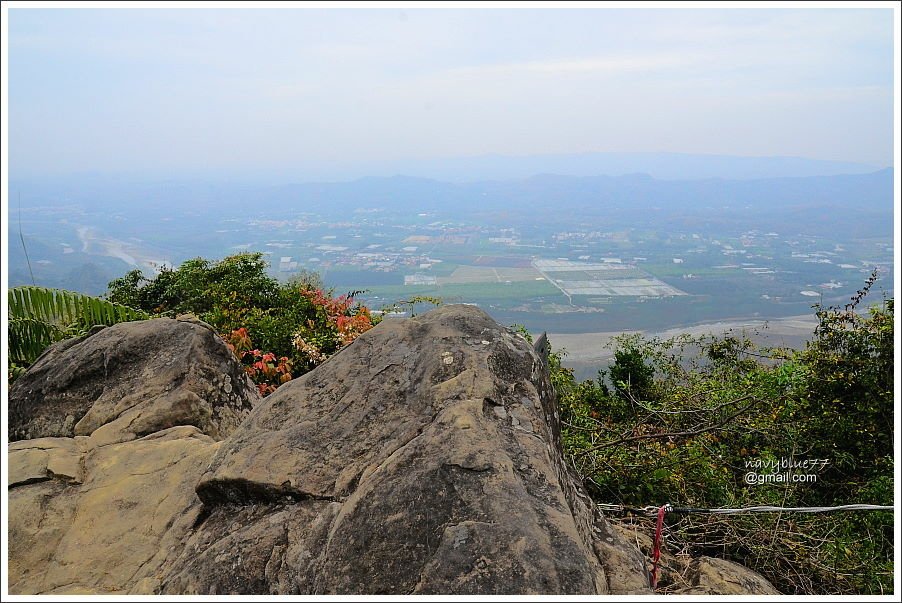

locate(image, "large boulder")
[[8, 306, 655, 594], [159, 305, 651, 594], [8, 317, 259, 445], [7, 317, 260, 594]]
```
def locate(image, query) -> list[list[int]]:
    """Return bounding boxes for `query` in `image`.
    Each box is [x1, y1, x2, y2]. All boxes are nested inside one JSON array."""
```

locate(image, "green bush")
[[106, 253, 375, 395], [550, 276, 894, 595]]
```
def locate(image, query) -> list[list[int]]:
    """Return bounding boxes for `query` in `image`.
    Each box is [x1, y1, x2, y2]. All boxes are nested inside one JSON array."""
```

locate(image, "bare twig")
[[575, 395, 759, 457]]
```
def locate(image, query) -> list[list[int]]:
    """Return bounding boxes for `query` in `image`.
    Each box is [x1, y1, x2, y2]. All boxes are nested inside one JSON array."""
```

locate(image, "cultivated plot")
[[533, 259, 687, 297], [437, 265, 544, 285]]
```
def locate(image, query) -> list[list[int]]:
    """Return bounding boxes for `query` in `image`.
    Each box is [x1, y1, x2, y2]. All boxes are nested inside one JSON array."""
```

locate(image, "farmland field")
[[533, 259, 687, 297]]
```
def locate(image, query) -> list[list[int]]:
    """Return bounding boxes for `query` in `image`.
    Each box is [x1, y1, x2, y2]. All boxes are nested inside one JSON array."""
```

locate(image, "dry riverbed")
[[547, 314, 820, 381]]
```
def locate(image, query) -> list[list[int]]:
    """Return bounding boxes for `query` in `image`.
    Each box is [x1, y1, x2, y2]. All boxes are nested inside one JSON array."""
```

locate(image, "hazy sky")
[[6, 6, 896, 178]]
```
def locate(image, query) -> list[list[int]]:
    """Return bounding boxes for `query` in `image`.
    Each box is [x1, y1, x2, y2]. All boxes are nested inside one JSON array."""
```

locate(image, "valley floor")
[[548, 313, 819, 381]]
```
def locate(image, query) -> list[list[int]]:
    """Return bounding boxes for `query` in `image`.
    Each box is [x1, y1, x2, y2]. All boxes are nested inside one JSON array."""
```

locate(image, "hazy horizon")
[[6, 150, 892, 188], [7, 6, 896, 181]]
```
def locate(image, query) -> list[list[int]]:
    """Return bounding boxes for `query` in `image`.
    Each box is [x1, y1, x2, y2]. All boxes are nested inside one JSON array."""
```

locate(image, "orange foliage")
[[222, 289, 373, 396], [224, 327, 293, 397]]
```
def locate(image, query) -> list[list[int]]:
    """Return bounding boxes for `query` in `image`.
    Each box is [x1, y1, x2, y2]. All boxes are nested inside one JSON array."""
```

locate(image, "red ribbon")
[[650, 504, 667, 589]]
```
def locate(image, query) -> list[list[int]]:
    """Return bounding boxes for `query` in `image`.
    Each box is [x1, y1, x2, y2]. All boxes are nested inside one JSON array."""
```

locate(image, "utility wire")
[[18, 191, 36, 286]]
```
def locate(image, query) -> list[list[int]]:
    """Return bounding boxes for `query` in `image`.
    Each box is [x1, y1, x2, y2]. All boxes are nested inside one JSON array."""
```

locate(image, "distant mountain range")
[[9, 166, 893, 259], [340, 151, 886, 183], [11, 151, 887, 190], [7, 165, 894, 296], [10, 166, 894, 224]]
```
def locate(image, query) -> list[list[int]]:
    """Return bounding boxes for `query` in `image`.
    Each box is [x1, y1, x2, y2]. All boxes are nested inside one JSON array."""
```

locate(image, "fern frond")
[[8, 286, 147, 329], [7, 286, 149, 376], [8, 317, 64, 365]]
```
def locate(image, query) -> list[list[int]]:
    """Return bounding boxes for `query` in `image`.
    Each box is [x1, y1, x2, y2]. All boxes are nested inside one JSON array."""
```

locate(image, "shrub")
[[106, 253, 375, 395], [551, 276, 893, 595]]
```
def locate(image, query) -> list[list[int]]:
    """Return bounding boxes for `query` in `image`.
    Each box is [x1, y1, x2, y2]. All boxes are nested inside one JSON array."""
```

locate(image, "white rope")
[[596, 503, 625, 512], [697, 504, 894, 515], [598, 503, 894, 515]]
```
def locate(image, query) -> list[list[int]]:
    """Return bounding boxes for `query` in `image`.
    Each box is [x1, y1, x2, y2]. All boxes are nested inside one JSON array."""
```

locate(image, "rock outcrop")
[[8, 317, 258, 445], [7, 316, 260, 594], [6, 305, 773, 595], [8, 426, 220, 594], [161, 304, 649, 595]]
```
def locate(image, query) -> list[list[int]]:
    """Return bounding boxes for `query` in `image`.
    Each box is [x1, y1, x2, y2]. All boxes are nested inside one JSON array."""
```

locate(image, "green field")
[[360, 278, 563, 306]]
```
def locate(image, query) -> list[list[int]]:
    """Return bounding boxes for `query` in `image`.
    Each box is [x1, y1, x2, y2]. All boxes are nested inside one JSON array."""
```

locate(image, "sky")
[[4, 5, 897, 180]]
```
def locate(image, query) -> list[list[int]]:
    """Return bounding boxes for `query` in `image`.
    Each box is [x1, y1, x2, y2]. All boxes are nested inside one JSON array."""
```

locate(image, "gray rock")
[[8, 317, 259, 445], [8, 305, 652, 595], [679, 556, 781, 595], [165, 305, 651, 594]]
